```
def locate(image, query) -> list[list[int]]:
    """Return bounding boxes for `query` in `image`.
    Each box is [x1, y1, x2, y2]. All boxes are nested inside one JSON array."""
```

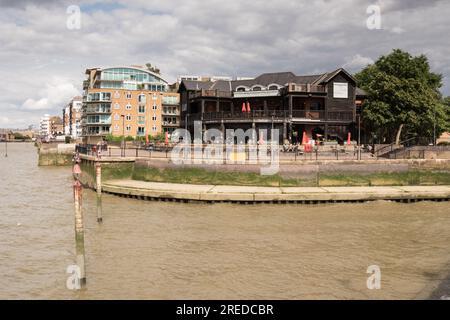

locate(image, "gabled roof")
[[180, 68, 355, 92], [315, 68, 357, 84]]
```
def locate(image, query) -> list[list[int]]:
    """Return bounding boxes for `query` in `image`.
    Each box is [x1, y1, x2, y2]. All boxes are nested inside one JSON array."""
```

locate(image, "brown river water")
[[0, 142, 449, 299]]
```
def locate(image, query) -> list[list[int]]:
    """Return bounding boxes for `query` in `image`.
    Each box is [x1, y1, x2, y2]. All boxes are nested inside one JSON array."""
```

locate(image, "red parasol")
[[241, 102, 247, 113], [246, 102, 251, 113], [347, 132, 351, 145], [301, 131, 309, 145], [165, 131, 169, 145]]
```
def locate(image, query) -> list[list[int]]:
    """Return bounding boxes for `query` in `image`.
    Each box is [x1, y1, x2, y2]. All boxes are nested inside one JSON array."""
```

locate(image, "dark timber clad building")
[[179, 68, 366, 143]]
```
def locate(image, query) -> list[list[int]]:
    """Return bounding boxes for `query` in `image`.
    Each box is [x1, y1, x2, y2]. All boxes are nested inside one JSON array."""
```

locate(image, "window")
[[126, 114, 132, 121], [138, 116, 145, 124], [114, 91, 120, 99], [126, 92, 132, 99], [252, 86, 262, 91], [137, 127, 145, 136], [114, 125, 119, 132], [268, 85, 279, 90], [236, 87, 246, 92], [126, 104, 132, 110], [152, 105, 157, 110], [138, 94, 146, 103], [152, 125, 157, 132], [152, 115, 157, 121], [126, 125, 131, 132], [310, 102, 322, 111], [152, 94, 157, 101], [138, 105, 145, 113], [114, 113, 120, 121], [114, 103, 120, 109]]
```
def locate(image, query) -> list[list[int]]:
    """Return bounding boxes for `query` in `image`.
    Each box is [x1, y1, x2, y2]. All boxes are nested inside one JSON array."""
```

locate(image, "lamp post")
[[4, 135, 7, 157], [121, 115, 125, 157], [357, 114, 361, 160]]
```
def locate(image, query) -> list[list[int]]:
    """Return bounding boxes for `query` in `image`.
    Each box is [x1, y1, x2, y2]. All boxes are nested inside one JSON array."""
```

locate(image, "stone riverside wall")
[[37, 143, 76, 166], [133, 158, 450, 180]]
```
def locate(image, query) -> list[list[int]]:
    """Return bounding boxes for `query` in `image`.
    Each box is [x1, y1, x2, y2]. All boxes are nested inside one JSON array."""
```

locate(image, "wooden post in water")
[[73, 179, 86, 287], [95, 162, 103, 223]]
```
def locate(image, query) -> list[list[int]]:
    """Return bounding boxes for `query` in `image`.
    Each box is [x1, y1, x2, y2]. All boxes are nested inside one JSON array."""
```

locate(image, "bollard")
[[73, 179, 86, 287], [95, 162, 103, 223]]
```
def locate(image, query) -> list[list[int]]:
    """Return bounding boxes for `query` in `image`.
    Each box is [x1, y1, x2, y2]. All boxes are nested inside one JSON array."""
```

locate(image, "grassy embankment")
[[132, 166, 450, 187]]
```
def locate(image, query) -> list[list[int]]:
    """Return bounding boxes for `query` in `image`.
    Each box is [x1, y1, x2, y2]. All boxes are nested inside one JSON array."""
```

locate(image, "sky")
[[0, 0, 449, 128]]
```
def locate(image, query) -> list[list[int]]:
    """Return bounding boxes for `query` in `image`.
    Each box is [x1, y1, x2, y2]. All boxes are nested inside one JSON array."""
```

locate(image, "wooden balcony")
[[286, 83, 327, 94], [190, 89, 233, 99], [188, 109, 354, 123]]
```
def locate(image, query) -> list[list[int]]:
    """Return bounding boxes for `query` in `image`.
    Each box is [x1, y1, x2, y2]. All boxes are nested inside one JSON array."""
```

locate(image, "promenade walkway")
[[102, 179, 450, 203]]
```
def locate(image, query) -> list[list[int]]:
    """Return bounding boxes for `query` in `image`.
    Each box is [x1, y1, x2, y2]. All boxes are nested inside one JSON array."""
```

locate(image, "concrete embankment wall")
[[37, 143, 77, 166], [79, 158, 134, 188], [134, 158, 450, 178]]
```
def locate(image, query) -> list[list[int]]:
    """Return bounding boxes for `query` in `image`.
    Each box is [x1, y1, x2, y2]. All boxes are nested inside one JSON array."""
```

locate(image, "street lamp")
[[357, 114, 361, 160]]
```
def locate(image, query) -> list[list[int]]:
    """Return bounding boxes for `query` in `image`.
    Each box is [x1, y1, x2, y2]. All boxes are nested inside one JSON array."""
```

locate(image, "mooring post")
[[95, 162, 103, 223], [73, 179, 86, 287]]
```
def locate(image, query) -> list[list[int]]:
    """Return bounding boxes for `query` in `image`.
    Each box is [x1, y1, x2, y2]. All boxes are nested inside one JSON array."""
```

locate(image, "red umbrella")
[[246, 102, 251, 113], [241, 102, 246, 113], [347, 132, 351, 145], [165, 131, 169, 145], [301, 131, 309, 145]]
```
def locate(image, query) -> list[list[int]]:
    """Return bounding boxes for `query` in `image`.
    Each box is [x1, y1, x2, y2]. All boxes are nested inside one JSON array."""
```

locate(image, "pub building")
[[179, 68, 367, 144]]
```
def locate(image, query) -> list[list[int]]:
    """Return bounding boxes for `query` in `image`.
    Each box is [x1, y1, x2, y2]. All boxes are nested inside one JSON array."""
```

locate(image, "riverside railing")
[[76, 143, 372, 161]]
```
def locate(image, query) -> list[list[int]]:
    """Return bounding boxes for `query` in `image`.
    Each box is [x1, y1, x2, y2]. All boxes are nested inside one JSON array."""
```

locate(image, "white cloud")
[[22, 78, 80, 111], [343, 54, 374, 71]]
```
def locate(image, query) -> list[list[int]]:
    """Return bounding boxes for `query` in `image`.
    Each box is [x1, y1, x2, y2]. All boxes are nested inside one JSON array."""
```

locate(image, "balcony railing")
[[292, 110, 325, 120], [286, 83, 327, 93], [190, 89, 233, 99], [188, 109, 353, 122]]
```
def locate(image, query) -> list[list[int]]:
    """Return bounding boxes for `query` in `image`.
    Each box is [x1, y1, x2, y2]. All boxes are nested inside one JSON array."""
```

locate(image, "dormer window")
[[252, 85, 263, 91], [268, 85, 280, 90]]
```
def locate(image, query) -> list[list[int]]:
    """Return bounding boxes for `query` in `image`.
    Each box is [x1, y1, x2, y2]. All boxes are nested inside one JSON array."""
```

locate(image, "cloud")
[[343, 54, 374, 72], [22, 78, 80, 111], [0, 0, 449, 128]]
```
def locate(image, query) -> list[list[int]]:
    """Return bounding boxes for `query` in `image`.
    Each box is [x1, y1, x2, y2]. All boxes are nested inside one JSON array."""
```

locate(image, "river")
[[0, 142, 449, 299]]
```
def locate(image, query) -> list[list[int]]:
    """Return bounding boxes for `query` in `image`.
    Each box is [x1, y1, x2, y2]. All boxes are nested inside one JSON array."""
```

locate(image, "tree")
[[355, 49, 448, 145], [145, 63, 161, 75]]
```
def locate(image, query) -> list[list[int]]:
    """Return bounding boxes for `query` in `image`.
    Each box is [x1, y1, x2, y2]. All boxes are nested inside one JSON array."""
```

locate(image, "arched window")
[[252, 86, 263, 91], [236, 86, 247, 92], [268, 85, 280, 90]]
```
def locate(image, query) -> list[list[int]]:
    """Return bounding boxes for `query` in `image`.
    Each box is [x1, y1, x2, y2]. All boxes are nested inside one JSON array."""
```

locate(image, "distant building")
[[82, 66, 180, 144], [63, 96, 83, 139], [177, 75, 233, 83], [39, 114, 50, 137], [0, 129, 14, 141], [39, 114, 63, 139]]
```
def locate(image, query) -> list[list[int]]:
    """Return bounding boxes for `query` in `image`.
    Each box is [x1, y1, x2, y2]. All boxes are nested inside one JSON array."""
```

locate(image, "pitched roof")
[[356, 87, 368, 97], [180, 68, 354, 92]]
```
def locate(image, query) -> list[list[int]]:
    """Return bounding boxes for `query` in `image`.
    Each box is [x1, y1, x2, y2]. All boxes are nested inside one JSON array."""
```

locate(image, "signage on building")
[[333, 82, 348, 98]]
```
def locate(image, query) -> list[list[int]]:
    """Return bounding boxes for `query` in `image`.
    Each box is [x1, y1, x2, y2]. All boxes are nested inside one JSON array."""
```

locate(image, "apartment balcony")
[[162, 121, 179, 127], [162, 110, 180, 116], [82, 119, 111, 125]]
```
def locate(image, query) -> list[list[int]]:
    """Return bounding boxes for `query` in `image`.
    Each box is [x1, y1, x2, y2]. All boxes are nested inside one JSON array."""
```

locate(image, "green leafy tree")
[[355, 49, 448, 144]]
